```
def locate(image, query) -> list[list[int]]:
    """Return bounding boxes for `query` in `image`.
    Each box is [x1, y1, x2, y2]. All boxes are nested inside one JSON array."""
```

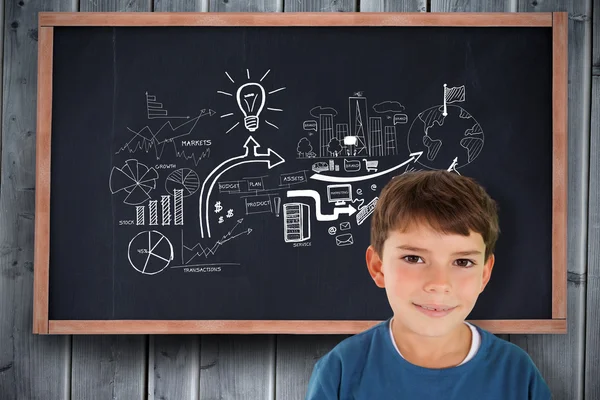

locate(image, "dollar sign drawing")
[[214, 201, 223, 213], [227, 209, 234, 218], [218, 216, 224, 224]]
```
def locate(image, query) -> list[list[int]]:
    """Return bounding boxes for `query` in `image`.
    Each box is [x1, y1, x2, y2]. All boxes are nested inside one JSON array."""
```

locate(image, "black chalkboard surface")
[[34, 13, 568, 334]]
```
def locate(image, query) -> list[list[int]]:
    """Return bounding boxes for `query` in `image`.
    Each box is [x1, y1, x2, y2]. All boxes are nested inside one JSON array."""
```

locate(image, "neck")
[[391, 318, 472, 369]]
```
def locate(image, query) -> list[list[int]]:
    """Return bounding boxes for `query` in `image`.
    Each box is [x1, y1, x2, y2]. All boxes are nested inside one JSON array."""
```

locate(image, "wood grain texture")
[[48, 318, 567, 334], [199, 335, 275, 400], [587, 1, 599, 397], [431, 0, 512, 12], [359, 0, 425, 11], [32, 27, 53, 335], [284, 0, 356, 12], [511, 281, 586, 399], [552, 12, 568, 319], [514, 1, 590, 400], [79, 0, 151, 11], [39, 11, 554, 26], [0, 0, 73, 398], [154, 0, 208, 12], [209, 0, 283, 12], [275, 335, 347, 400], [71, 335, 147, 400], [148, 336, 200, 400]]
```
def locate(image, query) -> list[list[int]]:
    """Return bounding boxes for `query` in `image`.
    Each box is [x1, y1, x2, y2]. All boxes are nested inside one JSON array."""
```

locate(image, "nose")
[[423, 265, 452, 293]]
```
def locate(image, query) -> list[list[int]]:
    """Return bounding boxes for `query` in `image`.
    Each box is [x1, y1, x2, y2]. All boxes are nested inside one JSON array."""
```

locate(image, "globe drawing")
[[407, 104, 484, 171]]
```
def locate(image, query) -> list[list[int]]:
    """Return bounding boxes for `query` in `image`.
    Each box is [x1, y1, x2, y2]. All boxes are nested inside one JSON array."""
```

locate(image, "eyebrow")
[[395, 245, 482, 256]]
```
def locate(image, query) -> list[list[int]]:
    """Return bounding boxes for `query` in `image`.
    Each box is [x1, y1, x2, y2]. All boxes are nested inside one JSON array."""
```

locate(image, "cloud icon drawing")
[[373, 101, 405, 113], [310, 106, 338, 118]]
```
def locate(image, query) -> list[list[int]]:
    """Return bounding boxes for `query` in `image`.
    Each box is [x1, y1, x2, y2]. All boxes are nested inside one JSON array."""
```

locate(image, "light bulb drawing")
[[218, 69, 285, 135], [236, 82, 266, 132]]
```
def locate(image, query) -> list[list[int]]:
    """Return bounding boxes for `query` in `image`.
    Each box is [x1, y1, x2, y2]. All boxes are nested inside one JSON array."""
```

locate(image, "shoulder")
[[480, 328, 537, 367], [318, 320, 388, 369], [477, 326, 552, 398], [306, 321, 389, 398]]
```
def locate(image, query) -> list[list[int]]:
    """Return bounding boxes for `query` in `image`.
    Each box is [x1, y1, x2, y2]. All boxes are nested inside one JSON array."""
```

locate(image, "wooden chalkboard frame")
[[33, 12, 568, 335]]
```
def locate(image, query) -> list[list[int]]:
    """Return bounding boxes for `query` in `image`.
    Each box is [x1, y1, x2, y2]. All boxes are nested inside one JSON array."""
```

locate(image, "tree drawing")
[[327, 138, 343, 157], [297, 137, 313, 158]]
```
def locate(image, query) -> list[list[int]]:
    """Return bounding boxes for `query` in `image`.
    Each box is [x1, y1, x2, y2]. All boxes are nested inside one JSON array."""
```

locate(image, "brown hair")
[[370, 171, 500, 261]]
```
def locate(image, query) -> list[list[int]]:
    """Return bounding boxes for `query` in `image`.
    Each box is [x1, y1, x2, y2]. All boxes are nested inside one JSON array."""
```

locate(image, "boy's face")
[[366, 222, 494, 338]]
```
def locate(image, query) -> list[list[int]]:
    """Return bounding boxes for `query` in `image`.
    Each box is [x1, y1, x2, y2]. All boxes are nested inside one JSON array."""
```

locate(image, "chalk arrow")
[[287, 190, 357, 222], [310, 151, 423, 183], [200, 136, 285, 238]]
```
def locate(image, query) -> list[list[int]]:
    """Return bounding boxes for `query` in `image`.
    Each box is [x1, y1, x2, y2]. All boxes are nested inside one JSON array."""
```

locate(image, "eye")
[[402, 255, 424, 264], [454, 259, 475, 268]]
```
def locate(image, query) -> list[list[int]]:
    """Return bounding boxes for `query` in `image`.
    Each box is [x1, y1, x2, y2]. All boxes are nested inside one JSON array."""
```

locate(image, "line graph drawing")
[[181, 219, 251, 264], [218, 69, 285, 134], [109, 159, 158, 205], [128, 230, 174, 275], [116, 111, 214, 166], [146, 92, 189, 120]]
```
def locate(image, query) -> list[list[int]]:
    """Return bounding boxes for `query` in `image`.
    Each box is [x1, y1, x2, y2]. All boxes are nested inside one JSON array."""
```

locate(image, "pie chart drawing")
[[109, 159, 159, 205], [128, 230, 174, 275], [165, 168, 200, 197]]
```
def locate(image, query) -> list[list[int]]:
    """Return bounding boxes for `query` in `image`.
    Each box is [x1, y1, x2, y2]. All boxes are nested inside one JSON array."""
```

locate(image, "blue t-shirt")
[[306, 319, 551, 399]]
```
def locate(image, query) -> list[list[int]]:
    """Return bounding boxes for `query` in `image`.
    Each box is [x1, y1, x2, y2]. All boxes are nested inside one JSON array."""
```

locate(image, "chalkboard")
[[33, 13, 568, 334]]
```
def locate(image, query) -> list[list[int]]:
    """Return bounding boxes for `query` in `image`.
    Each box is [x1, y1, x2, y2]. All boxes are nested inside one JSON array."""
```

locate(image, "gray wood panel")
[[512, 1, 589, 399], [0, 0, 74, 399], [71, 336, 147, 400], [586, 0, 600, 397], [199, 335, 275, 400], [154, 0, 208, 11], [359, 0, 425, 11], [209, 0, 283, 11], [80, 0, 151, 11], [68, 1, 151, 399], [585, 75, 599, 400], [148, 336, 200, 400], [431, 0, 511, 11], [284, 0, 355, 11], [275, 335, 347, 400]]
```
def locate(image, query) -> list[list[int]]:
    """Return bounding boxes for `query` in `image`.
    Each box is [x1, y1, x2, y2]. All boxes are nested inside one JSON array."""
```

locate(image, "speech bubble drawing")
[[393, 114, 408, 124], [303, 120, 318, 131]]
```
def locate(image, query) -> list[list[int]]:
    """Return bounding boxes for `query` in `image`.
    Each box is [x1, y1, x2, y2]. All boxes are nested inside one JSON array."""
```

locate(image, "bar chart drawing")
[[149, 200, 158, 225], [174, 189, 184, 225], [161, 195, 171, 226], [136, 206, 145, 225], [133, 191, 183, 226]]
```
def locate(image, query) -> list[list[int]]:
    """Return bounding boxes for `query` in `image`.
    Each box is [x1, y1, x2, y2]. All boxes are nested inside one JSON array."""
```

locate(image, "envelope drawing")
[[335, 233, 354, 247], [340, 222, 351, 231]]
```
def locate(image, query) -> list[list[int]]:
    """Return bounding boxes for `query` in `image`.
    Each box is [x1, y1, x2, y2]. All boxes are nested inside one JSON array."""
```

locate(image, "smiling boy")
[[306, 171, 551, 399]]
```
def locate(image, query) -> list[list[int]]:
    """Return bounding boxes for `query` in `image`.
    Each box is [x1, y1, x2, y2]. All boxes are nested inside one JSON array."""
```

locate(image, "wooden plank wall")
[[0, 0, 596, 399]]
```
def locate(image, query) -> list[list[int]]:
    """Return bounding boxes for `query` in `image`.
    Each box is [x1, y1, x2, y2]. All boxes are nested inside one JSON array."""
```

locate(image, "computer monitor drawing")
[[327, 184, 352, 206]]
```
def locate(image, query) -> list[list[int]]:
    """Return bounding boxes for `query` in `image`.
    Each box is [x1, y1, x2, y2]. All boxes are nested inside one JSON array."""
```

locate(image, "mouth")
[[413, 303, 457, 317]]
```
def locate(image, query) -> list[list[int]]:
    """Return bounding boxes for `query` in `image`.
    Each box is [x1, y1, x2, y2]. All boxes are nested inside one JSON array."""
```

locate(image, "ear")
[[479, 254, 495, 293], [366, 246, 385, 288]]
